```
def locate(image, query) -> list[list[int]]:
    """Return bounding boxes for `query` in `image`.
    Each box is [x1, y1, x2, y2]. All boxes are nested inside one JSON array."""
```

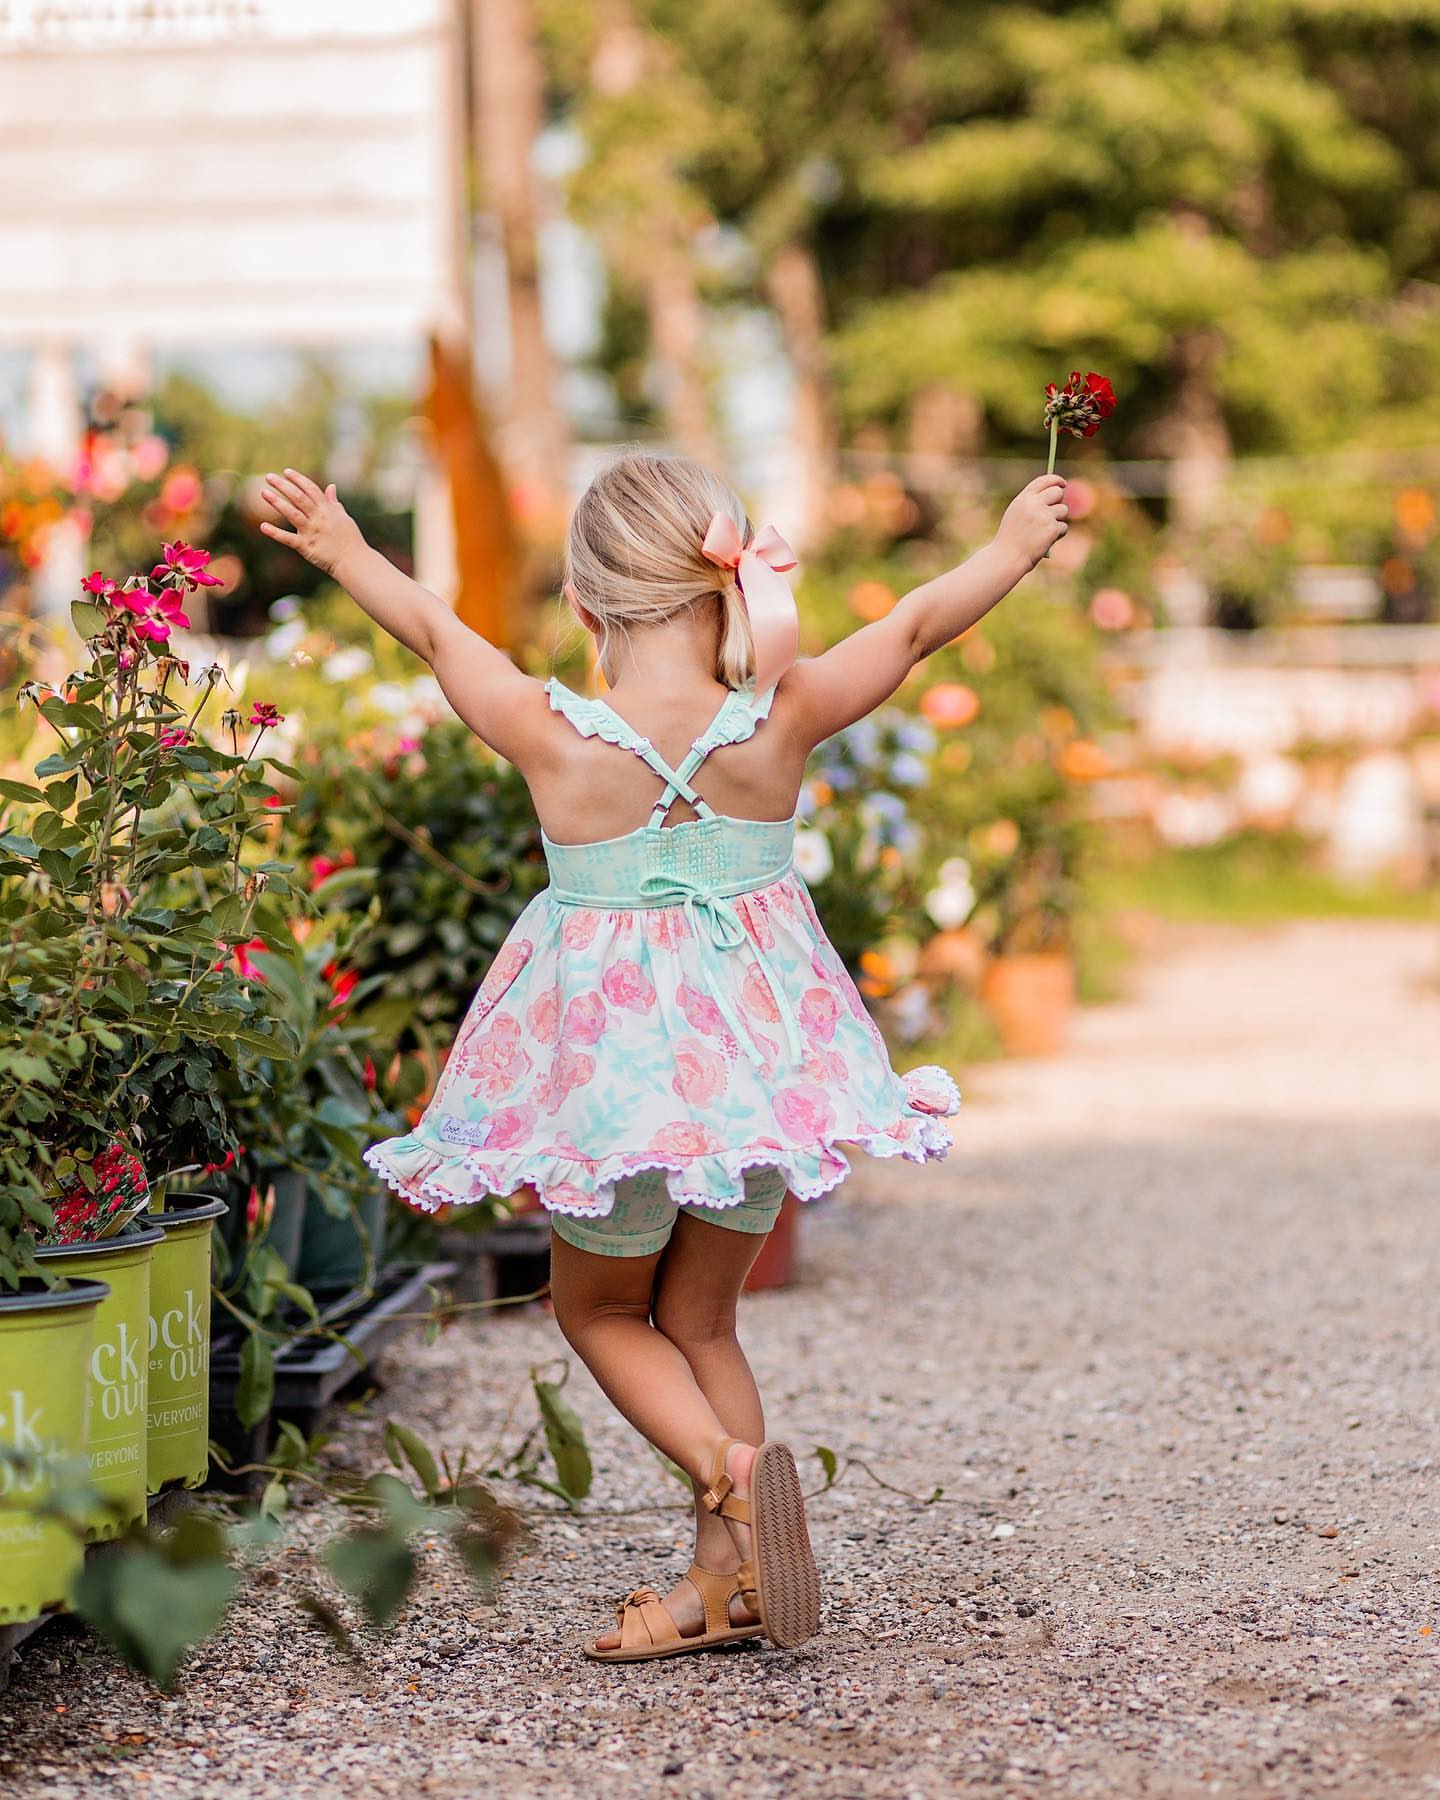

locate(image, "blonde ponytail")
[[715, 578, 756, 689], [565, 450, 757, 688]]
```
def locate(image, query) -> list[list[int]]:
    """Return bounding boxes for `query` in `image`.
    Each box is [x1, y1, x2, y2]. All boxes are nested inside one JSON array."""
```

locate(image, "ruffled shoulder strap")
[[545, 677, 652, 755], [691, 680, 778, 758]]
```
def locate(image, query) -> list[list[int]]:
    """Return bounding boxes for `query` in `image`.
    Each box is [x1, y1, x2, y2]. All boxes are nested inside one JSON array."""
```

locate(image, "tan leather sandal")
[[701, 1437, 821, 1650], [583, 1562, 764, 1664]]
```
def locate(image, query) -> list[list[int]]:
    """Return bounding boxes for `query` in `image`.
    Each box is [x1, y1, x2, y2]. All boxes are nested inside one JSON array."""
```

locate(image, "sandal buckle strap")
[[700, 1471, 734, 1513]]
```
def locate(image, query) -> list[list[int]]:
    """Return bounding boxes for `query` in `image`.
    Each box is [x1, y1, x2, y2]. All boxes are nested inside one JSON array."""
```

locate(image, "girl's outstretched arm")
[[259, 469, 548, 760], [782, 473, 1069, 748]]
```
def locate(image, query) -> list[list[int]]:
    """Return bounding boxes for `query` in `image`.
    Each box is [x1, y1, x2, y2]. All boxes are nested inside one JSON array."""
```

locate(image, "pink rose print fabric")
[[364, 678, 960, 1221]]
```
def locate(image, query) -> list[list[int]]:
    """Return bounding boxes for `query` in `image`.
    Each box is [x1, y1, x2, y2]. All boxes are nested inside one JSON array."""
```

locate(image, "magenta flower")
[[151, 540, 223, 590], [158, 725, 194, 749], [115, 583, 191, 643], [249, 702, 284, 729], [81, 570, 117, 599]]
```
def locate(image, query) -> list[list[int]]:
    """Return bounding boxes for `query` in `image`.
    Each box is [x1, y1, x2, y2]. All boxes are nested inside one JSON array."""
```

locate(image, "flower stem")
[[1046, 418, 1059, 476]]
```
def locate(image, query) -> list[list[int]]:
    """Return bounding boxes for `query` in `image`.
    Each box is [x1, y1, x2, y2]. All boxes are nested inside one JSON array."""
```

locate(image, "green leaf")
[[383, 1420, 442, 1500], [533, 1375, 592, 1505], [236, 1334, 276, 1429], [71, 598, 111, 638], [0, 779, 43, 803], [70, 1520, 239, 1690], [323, 1526, 415, 1629], [813, 1445, 839, 1489], [210, 894, 251, 936]]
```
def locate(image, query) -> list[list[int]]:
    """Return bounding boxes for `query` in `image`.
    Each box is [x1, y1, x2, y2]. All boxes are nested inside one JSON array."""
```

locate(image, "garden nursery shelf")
[[210, 1260, 457, 1460]]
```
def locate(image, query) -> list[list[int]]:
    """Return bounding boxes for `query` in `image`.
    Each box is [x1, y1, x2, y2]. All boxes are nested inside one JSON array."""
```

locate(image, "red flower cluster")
[[1043, 370, 1117, 440], [79, 542, 224, 648], [249, 702, 284, 729], [44, 1141, 151, 1246]]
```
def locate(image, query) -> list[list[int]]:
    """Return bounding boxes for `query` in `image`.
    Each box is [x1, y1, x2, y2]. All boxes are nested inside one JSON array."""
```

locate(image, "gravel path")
[[6, 919, 1440, 1799]]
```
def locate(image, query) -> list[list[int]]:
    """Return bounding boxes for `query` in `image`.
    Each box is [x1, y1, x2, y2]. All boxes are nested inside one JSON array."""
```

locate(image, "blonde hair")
[[564, 450, 756, 688]]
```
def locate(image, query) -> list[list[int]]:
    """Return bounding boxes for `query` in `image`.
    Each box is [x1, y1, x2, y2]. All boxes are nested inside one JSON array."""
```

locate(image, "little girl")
[[260, 451, 1067, 1661]]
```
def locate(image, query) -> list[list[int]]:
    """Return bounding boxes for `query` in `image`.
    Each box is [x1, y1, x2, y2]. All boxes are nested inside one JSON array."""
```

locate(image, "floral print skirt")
[[363, 870, 960, 1221]]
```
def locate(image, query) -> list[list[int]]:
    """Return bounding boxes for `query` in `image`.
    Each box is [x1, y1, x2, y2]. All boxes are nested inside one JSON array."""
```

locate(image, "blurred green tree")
[[547, 0, 1440, 534]]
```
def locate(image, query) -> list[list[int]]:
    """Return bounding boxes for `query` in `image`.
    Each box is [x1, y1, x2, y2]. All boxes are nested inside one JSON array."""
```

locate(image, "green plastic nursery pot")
[[146, 1193, 226, 1493], [0, 1278, 109, 1624], [296, 1180, 389, 1297], [33, 1222, 164, 1539]]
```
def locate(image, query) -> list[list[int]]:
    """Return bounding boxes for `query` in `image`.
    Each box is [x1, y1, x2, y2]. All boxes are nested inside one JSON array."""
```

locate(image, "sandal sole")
[[583, 1625, 762, 1663], [750, 1440, 822, 1650]]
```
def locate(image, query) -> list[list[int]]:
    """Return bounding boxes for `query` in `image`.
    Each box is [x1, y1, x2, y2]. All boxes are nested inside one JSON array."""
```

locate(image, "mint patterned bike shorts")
[[549, 1165, 788, 1259]]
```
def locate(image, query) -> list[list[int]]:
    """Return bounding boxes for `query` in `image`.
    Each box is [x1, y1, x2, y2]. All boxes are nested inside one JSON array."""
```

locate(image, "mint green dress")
[[363, 679, 960, 1222]]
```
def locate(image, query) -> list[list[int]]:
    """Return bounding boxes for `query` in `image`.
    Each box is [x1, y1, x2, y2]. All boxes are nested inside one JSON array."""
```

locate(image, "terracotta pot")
[[980, 952, 1075, 1057], [918, 926, 986, 987], [743, 1195, 800, 1293]]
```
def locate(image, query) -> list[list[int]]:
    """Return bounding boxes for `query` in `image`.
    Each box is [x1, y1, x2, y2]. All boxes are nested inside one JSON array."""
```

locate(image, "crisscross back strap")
[[545, 677, 718, 825]]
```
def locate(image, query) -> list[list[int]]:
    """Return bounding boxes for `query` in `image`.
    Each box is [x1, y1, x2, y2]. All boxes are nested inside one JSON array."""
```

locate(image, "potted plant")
[[0, 544, 307, 1500], [0, 1274, 111, 1622]]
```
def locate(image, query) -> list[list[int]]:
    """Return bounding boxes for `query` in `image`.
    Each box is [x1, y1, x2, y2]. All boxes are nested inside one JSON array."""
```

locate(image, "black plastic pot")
[[295, 1181, 389, 1298]]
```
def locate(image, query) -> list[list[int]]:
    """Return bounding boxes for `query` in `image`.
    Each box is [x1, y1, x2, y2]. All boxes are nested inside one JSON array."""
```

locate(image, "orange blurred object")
[[1058, 739, 1108, 782], [920, 682, 980, 729], [848, 580, 896, 621], [1395, 488, 1435, 540]]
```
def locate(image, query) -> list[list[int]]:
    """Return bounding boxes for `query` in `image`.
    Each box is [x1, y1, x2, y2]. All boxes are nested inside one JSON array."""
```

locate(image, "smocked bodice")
[[543, 813, 795, 908]]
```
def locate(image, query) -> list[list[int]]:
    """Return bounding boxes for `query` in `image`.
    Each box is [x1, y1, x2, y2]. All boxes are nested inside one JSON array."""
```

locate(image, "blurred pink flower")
[[1089, 587, 1135, 631]]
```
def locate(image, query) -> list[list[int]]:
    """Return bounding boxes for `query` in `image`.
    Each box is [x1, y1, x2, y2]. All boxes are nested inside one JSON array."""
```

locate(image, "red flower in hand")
[[1043, 370, 1116, 441]]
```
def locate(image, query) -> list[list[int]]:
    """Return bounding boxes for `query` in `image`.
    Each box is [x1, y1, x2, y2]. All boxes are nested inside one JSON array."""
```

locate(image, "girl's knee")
[[652, 1293, 738, 1352]]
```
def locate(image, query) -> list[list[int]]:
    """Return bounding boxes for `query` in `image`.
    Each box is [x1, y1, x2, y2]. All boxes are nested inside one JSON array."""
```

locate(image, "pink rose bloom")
[[537, 1044, 597, 1112], [562, 992, 608, 1045], [671, 1038, 728, 1107], [561, 909, 600, 950], [644, 907, 690, 949], [769, 879, 799, 918], [799, 986, 840, 1043], [482, 938, 532, 1000], [468, 1014, 533, 1101], [904, 1067, 961, 1116], [741, 963, 780, 1022], [650, 1121, 726, 1157], [485, 1104, 537, 1151], [738, 896, 775, 951], [527, 985, 562, 1046], [543, 1180, 600, 1214], [801, 1048, 848, 1086], [773, 1083, 836, 1143], [602, 959, 657, 1013], [676, 980, 728, 1038]]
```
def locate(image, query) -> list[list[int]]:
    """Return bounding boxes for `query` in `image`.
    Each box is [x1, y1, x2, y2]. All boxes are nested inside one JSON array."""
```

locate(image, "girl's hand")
[[995, 474, 1069, 571], [259, 469, 367, 577]]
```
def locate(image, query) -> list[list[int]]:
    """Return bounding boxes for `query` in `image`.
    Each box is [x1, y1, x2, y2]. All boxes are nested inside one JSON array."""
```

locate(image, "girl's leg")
[[548, 1234, 738, 1485], [550, 1216, 769, 1646], [651, 1209, 769, 1578]]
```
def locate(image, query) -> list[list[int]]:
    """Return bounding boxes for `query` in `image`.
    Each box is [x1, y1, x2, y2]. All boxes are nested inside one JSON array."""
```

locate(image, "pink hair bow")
[[701, 512, 799, 693]]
